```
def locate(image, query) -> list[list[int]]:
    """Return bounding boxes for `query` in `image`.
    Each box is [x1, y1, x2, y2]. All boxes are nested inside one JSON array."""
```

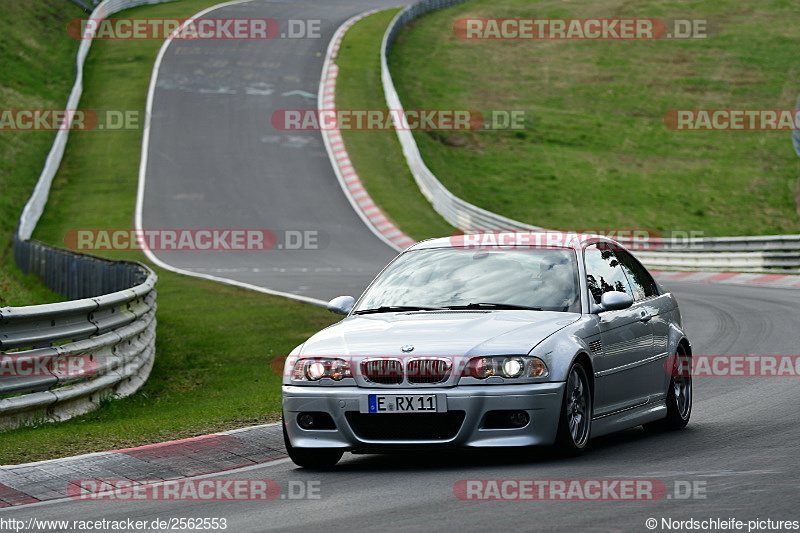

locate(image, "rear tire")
[[283, 413, 344, 469], [644, 345, 692, 432], [554, 362, 592, 456]]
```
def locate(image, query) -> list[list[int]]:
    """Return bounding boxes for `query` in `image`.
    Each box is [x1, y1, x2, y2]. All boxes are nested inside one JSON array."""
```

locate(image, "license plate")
[[367, 394, 438, 413]]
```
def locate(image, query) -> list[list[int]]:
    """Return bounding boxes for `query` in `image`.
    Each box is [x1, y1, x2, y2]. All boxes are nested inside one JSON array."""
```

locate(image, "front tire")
[[644, 345, 692, 432], [554, 362, 592, 456], [283, 413, 344, 469]]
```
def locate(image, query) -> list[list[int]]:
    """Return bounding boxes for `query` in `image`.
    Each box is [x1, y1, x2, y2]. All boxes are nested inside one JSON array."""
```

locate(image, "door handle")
[[639, 311, 652, 322]]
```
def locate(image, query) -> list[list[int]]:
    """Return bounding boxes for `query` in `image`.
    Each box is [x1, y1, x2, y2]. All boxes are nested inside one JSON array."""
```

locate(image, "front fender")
[[529, 330, 597, 383]]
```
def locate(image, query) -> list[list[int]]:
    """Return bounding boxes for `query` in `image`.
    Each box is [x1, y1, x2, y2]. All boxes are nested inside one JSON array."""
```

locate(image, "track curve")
[[137, 0, 402, 302]]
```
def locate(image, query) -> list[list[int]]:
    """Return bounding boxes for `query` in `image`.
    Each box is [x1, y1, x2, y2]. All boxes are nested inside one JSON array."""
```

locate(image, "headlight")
[[502, 357, 524, 378], [292, 357, 352, 381], [463, 356, 548, 379]]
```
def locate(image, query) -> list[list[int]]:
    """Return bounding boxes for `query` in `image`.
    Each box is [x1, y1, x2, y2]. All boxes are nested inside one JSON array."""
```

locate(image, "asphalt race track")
[[4, 0, 799, 531], [2, 281, 799, 531], [139, 0, 403, 302]]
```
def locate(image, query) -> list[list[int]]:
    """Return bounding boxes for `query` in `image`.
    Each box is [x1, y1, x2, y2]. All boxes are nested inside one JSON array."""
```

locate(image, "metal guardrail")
[[617, 234, 800, 271], [381, 0, 800, 273], [627, 234, 800, 252], [1, 0, 170, 429], [0, 265, 157, 429], [14, 238, 152, 301], [635, 250, 800, 272], [2, 255, 155, 352]]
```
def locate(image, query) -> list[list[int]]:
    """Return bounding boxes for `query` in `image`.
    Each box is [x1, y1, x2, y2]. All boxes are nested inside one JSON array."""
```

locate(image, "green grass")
[[0, 0, 339, 465], [0, 0, 83, 306], [335, 10, 455, 241], [387, 0, 800, 236]]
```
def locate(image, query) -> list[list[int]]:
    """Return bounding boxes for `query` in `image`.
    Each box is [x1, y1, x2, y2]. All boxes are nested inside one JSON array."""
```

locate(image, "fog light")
[[483, 410, 530, 429], [296, 412, 336, 430], [297, 413, 317, 429], [507, 410, 529, 428]]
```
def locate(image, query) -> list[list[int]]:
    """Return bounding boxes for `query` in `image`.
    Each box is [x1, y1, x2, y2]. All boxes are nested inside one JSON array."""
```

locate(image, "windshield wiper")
[[442, 302, 544, 311], [352, 305, 444, 315]]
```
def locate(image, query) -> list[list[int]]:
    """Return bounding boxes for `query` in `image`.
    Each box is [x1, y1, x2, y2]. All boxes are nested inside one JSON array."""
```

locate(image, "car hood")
[[299, 310, 580, 357]]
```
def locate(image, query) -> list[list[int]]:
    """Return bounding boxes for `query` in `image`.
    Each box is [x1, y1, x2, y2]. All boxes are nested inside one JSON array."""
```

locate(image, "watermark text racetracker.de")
[[2, 355, 180, 383], [67, 18, 326, 40], [271, 109, 528, 131], [453, 18, 714, 40], [0, 354, 96, 379], [665, 109, 800, 130], [63, 229, 326, 251], [448, 229, 664, 251], [667, 355, 800, 377], [67, 479, 320, 501], [454, 479, 707, 500], [447, 229, 727, 251], [0, 109, 146, 131]]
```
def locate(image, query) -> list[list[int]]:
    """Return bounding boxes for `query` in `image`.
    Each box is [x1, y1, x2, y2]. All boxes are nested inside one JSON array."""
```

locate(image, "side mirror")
[[591, 291, 633, 313], [327, 295, 355, 316]]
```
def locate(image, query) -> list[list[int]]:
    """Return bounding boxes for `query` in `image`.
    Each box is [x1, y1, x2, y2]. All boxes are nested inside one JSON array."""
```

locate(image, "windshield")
[[354, 247, 581, 313]]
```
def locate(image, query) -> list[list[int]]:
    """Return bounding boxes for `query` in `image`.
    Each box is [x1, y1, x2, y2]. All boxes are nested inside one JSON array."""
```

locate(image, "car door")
[[584, 243, 655, 417], [614, 248, 672, 401]]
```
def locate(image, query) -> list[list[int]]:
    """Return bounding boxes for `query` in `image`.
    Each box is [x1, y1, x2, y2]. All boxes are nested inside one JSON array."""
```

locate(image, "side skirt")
[[589, 400, 667, 439]]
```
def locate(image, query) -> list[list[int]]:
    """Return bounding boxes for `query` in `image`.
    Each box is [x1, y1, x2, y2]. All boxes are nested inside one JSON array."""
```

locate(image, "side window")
[[614, 249, 659, 300], [583, 243, 633, 304]]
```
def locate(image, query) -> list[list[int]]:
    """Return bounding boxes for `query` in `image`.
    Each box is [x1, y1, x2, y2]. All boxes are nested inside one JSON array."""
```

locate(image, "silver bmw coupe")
[[282, 233, 692, 468]]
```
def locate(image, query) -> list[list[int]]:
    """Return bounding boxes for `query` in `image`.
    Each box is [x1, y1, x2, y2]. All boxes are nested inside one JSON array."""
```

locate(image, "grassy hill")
[[388, 0, 800, 236], [0, 0, 83, 306]]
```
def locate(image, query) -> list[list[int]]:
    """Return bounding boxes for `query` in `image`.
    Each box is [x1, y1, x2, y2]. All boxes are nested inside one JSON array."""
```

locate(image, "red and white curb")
[[0, 423, 285, 506], [318, 10, 416, 252], [654, 271, 800, 288]]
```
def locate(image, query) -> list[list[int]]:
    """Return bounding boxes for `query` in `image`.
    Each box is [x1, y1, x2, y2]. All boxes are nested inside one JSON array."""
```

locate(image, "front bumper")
[[282, 382, 565, 450]]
